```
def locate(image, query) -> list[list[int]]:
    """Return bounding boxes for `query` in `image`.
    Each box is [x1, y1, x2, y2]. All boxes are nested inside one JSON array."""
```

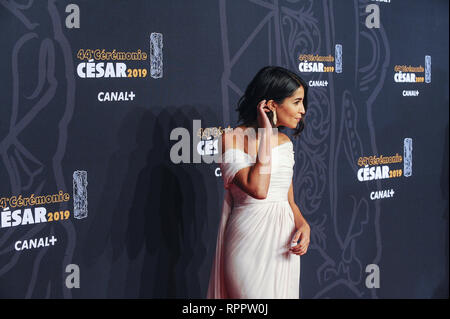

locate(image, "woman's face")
[[272, 85, 306, 129]]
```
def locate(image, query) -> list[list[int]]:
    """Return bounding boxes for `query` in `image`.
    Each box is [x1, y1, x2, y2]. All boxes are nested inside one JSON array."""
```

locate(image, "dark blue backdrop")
[[0, 0, 448, 298]]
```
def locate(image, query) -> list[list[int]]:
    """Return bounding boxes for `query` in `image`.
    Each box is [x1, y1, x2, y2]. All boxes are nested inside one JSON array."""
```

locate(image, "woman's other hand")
[[290, 223, 311, 256]]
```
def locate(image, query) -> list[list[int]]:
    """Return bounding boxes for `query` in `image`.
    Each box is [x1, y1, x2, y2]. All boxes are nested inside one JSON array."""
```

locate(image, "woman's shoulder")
[[221, 126, 292, 151], [221, 126, 242, 153], [221, 125, 255, 154]]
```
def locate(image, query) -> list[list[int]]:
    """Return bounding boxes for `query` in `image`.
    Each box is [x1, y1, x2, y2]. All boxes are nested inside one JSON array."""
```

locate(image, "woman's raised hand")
[[257, 99, 272, 130]]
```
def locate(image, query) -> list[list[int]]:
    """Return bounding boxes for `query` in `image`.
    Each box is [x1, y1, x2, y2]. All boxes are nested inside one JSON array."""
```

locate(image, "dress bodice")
[[220, 141, 295, 207]]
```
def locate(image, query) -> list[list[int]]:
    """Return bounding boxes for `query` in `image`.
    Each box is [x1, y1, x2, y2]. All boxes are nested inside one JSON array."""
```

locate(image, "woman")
[[207, 66, 310, 299]]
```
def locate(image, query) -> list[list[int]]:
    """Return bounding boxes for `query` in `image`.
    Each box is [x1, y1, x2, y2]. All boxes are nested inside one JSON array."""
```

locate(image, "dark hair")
[[236, 66, 308, 138]]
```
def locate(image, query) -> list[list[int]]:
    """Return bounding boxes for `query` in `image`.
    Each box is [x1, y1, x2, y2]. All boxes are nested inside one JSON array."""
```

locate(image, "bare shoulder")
[[221, 125, 256, 154]]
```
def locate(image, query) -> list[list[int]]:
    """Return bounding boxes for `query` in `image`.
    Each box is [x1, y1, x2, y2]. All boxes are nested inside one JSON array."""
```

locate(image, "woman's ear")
[[266, 99, 277, 112]]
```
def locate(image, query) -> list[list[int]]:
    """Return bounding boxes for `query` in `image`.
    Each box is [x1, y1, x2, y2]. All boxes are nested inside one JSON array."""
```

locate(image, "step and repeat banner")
[[0, 0, 448, 298]]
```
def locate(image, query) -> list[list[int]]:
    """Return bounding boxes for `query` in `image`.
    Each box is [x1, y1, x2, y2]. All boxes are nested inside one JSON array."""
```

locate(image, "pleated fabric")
[[207, 142, 300, 299]]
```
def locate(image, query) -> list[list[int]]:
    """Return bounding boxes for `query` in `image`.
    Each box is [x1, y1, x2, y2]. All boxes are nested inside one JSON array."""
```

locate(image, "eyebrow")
[[293, 97, 303, 101]]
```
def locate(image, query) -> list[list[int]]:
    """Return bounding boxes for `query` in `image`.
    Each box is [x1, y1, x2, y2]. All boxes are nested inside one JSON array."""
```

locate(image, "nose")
[[299, 104, 305, 115]]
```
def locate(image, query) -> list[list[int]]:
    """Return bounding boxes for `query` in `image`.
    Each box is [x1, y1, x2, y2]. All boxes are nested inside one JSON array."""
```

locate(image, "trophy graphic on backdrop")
[[73, 170, 88, 219]]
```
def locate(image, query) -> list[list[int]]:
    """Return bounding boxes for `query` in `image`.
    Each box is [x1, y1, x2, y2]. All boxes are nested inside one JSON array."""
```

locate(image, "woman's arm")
[[222, 125, 273, 200], [288, 181, 311, 255], [222, 100, 274, 200], [288, 181, 309, 229]]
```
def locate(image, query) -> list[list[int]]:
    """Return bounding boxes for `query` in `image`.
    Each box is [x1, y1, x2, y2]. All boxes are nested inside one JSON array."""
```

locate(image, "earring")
[[273, 109, 277, 125]]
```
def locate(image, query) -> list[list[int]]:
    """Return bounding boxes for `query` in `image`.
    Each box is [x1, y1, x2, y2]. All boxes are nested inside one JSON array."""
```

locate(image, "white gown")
[[207, 141, 300, 299]]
